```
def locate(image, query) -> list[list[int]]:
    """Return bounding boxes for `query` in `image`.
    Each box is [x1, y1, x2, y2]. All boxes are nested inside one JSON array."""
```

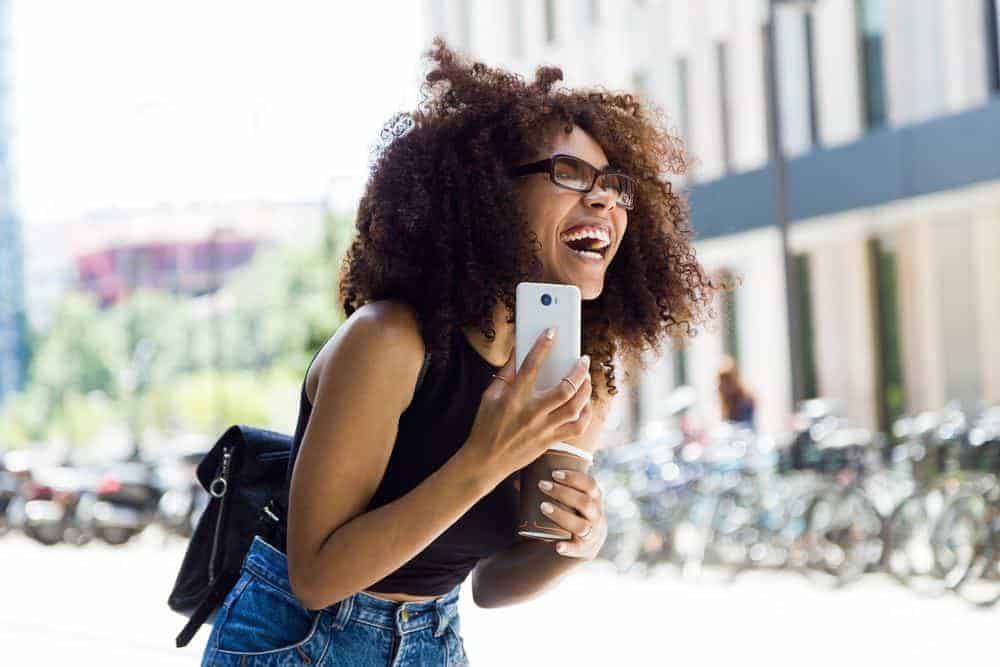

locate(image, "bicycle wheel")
[[708, 489, 756, 569], [883, 493, 943, 595], [805, 488, 883, 587], [933, 493, 986, 591], [597, 485, 644, 575], [952, 540, 1000, 607]]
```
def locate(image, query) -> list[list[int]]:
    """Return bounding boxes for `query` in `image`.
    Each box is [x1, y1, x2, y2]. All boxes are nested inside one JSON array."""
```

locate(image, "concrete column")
[[687, 0, 726, 181], [681, 228, 792, 435], [935, 216, 981, 408], [808, 236, 881, 429], [812, 0, 864, 146], [939, 0, 990, 114], [774, 3, 816, 158], [635, 345, 679, 439], [729, 0, 769, 171], [884, 0, 937, 126], [897, 216, 982, 412], [686, 309, 727, 431], [972, 211, 1000, 403], [897, 219, 947, 411]]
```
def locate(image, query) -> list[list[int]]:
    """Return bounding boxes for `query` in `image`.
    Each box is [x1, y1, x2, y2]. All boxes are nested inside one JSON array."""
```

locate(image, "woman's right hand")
[[463, 328, 593, 481]]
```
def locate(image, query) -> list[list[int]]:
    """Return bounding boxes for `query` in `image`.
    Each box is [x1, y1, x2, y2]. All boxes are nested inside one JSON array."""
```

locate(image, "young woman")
[[717, 355, 756, 429], [201, 37, 714, 666]]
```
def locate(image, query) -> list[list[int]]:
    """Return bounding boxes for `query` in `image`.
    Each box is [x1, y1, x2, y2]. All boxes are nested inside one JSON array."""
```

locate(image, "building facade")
[[423, 0, 1000, 439], [22, 199, 326, 331], [75, 234, 260, 309]]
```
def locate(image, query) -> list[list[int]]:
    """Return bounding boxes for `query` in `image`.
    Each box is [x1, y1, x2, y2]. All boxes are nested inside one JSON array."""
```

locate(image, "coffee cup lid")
[[547, 442, 593, 463]]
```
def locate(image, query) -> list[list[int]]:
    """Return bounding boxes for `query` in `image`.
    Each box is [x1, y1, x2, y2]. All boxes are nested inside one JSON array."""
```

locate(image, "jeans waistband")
[[243, 535, 461, 638]]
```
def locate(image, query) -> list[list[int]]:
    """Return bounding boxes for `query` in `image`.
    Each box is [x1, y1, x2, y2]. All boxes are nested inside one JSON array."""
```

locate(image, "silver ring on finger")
[[561, 377, 578, 392], [579, 524, 592, 540], [492, 373, 511, 386]]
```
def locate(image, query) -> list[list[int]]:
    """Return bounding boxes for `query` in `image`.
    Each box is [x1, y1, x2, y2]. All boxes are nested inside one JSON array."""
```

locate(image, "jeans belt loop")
[[433, 605, 450, 638]]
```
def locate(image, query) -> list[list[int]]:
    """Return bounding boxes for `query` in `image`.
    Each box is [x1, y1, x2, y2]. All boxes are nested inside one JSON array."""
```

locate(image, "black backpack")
[[166, 424, 293, 648], [167, 351, 430, 648]]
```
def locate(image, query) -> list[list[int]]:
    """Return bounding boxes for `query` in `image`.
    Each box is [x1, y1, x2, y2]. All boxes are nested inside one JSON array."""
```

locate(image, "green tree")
[[26, 291, 119, 446], [4, 218, 354, 450]]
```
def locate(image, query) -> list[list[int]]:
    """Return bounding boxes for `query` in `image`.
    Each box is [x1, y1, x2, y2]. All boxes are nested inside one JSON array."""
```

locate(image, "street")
[[2, 530, 994, 666]]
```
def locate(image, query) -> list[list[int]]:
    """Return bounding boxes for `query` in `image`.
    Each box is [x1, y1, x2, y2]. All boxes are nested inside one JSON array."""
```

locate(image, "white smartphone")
[[515, 282, 582, 392]]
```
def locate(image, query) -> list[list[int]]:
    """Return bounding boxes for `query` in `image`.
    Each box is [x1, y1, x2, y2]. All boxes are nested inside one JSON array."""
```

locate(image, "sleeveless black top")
[[283, 327, 521, 596]]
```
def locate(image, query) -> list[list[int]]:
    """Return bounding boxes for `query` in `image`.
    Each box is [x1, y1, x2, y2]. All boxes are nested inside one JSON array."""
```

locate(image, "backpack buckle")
[[260, 498, 281, 524]]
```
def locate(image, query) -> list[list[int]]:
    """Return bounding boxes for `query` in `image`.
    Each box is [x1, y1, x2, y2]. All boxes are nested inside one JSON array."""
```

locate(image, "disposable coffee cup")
[[517, 442, 594, 541]]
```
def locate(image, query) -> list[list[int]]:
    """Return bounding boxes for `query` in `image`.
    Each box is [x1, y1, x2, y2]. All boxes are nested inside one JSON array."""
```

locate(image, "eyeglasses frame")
[[507, 153, 637, 210]]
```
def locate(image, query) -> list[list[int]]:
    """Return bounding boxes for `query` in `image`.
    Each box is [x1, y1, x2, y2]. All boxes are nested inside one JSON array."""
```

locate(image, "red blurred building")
[[75, 233, 259, 308]]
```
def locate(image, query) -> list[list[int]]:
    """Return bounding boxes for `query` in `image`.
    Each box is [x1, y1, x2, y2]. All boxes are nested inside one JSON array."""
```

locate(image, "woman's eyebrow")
[[577, 155, 613, 171]]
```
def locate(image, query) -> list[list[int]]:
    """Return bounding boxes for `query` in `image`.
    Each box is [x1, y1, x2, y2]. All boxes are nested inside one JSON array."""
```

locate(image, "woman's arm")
[[470, 384, 614, 608], [286, 301, 503, 610]]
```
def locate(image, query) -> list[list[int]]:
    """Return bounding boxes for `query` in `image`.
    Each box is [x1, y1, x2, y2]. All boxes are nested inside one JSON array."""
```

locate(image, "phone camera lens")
[[541, 294, 552, 306]]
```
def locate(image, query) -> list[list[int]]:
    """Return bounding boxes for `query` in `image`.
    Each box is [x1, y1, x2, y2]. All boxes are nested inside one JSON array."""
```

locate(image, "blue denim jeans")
[[201, 535, 470, 666]]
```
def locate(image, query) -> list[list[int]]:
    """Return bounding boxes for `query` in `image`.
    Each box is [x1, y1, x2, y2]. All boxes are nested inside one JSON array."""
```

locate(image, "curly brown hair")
[[339, 37, 717, 404]]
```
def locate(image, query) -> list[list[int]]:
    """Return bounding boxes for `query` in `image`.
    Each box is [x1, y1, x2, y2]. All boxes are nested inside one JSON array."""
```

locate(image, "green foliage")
[[29, 291, 118, 400], [2, 220, 354, 451]]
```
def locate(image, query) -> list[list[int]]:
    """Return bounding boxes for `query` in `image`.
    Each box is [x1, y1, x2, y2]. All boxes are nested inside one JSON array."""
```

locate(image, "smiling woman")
[[200, 35, 718, 667], [343, 36, 717, 398]]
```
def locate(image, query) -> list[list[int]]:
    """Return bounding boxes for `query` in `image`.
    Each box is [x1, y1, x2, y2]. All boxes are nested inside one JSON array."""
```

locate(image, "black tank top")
[[283, 326, 521, 596]]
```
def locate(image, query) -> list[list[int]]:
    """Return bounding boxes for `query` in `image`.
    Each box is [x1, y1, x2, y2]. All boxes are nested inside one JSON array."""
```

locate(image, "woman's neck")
[[461, 301, 515, 368]]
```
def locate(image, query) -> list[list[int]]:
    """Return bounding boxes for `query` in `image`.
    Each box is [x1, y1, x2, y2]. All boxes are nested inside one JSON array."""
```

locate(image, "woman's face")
[[511, 124, 628, 300]]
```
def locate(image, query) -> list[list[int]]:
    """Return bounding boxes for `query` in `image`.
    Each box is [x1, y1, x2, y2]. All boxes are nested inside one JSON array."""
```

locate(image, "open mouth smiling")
[[559, 225, 611, 262]]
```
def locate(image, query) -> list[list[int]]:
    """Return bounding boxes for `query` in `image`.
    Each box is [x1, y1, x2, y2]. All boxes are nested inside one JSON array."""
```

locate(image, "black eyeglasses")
[[507, 153, 637, 210]]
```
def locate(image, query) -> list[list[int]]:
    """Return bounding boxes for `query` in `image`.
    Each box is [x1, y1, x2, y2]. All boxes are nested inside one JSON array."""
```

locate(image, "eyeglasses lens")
[[553, 156, 634, 209]]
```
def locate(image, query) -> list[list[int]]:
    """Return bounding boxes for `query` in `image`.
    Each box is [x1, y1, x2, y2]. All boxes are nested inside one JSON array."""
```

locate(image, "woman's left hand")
[[537, 468, 607, 560]]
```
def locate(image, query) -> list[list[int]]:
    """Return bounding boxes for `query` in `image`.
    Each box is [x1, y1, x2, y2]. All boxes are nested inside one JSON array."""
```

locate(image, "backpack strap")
[[175, 567, 241, 648]]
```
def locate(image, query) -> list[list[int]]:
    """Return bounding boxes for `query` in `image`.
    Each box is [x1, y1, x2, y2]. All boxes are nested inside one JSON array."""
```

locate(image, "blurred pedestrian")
[[717, 355, 756, 429]]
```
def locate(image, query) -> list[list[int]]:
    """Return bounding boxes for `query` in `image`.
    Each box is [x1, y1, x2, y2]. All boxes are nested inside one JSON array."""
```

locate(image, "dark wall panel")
[[688, 97, 1000, 240]]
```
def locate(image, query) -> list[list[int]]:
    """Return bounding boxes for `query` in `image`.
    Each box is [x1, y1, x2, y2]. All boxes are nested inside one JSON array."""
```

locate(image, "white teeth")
[[569, 248, 604, 261], [560, 227, 611, 249]]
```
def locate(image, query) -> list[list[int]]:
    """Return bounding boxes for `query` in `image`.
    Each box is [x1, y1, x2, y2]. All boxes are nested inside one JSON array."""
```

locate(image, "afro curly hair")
[[339, 36, 717, 404]]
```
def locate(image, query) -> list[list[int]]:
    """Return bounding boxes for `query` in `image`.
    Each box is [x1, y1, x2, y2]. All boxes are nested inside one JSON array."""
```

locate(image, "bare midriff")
[[362, 589, 442, 602]]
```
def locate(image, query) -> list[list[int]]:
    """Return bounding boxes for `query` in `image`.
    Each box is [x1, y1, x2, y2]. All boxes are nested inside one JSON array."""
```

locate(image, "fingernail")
[[545, 327, 555, 339], [538, 480, 553, 491], [552, 470, 566, 480], [540, 502, 554, 513], [579, 354, 590, 369]]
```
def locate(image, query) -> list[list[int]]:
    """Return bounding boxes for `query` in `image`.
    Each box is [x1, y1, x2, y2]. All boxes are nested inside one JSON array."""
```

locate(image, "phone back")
[[515, 282, 581, 392]]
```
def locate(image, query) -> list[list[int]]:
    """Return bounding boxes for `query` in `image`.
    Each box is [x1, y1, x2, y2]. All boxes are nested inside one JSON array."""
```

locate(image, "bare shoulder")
[[311, 299, 426, 405], [344, 300, 425, 364]]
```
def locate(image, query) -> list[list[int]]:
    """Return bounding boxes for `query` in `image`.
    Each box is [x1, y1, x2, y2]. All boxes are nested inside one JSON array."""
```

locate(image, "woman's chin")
[[541, 262, 605, 298], [581, 283, 602, 300]]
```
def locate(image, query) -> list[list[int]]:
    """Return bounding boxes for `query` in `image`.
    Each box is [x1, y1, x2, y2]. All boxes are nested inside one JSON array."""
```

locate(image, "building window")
[[719, 269, 740, 367], [672, 345, 688, 387], [804, 12, 820, 146], [987, 0, 1000, 93], [716, 41, 733, 172], [856, 0, 887, 128], [869, 237, 904, 432], [544, 0, 556, 44], [588, 0, 600, 25], [675, 56, 691, 141], [794, 253, 819, 400]]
